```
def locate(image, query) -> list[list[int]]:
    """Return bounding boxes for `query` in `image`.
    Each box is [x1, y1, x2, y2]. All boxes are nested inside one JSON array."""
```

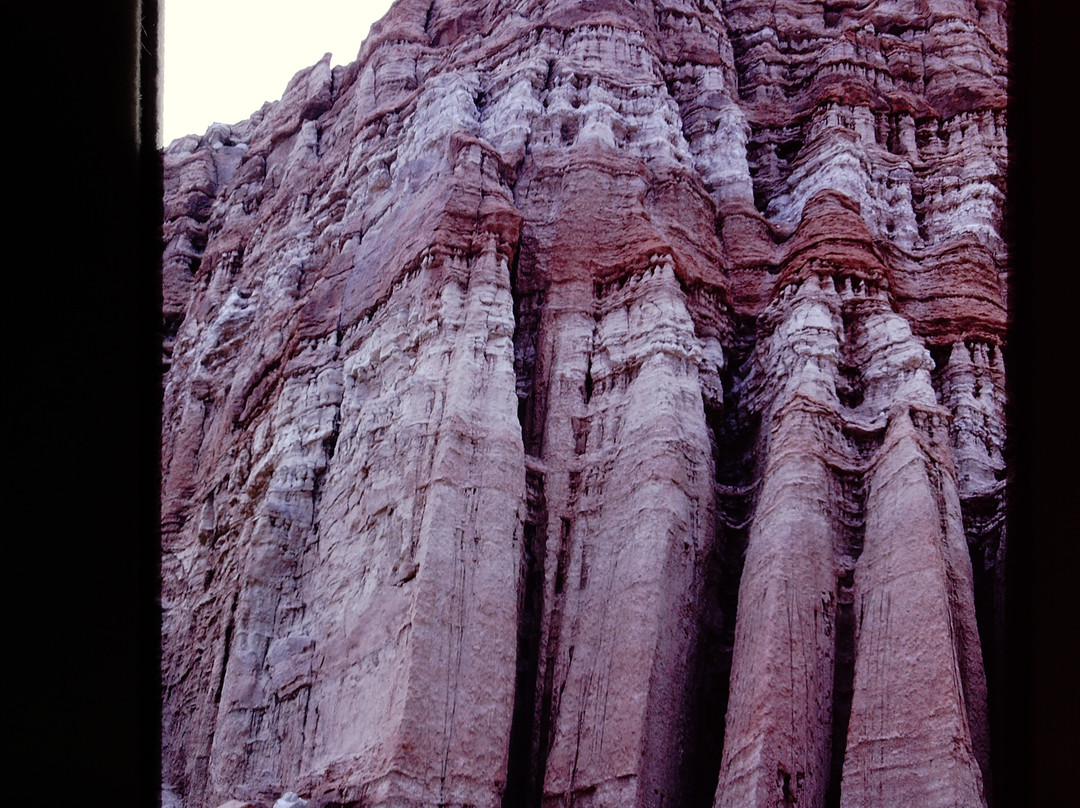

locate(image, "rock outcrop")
[[160, 2, 1009, 807]]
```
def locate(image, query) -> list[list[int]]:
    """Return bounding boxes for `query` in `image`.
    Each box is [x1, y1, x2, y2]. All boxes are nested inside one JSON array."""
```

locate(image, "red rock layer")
[[160, 2, 1008, 807]]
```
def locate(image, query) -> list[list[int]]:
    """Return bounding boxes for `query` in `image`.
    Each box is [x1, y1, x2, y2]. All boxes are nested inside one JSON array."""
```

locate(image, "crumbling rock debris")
[[273, 793, 309, 808], [161, 1, 1009, 807]]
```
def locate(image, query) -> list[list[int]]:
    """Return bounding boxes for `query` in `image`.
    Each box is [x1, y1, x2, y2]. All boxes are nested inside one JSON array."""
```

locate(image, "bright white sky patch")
[[162, 0, 396, 145]]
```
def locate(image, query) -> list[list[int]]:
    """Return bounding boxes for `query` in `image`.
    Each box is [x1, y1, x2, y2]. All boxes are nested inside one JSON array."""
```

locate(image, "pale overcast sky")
[[161, 0, 396, 145]]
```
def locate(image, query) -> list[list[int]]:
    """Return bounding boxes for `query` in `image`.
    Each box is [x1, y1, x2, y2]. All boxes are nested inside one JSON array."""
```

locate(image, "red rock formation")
[[161, 2, 1009, 807]]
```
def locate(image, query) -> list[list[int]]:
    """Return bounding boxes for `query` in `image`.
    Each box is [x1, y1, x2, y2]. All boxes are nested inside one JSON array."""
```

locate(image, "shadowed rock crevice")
[[679, 324, 761, 808], [825, 467, 867, 808]]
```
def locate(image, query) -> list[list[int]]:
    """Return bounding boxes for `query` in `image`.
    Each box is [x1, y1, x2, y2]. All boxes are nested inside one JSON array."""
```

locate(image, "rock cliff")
[[160, 1, 1009, 807]]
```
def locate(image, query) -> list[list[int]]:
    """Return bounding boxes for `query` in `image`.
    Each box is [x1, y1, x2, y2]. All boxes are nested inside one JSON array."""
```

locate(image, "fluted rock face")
[[160, 2, 1009, 807]]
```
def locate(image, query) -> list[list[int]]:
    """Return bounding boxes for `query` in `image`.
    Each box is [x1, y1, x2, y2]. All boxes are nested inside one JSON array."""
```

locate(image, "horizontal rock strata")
[[161, 1, 1009, 807]]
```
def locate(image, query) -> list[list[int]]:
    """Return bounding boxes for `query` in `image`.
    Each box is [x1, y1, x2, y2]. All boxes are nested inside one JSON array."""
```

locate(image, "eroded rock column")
[[533, 261, 718, 808], [716, 274, 843, 808], [841, 404, 988, 808], [295, 237, 525, 808]]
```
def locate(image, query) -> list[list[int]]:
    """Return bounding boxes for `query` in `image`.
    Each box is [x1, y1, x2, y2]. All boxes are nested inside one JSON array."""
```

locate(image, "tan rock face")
[[161, 2, 1008, 807]]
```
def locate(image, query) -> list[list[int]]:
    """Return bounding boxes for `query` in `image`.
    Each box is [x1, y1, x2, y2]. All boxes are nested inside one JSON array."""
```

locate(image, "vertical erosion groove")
[[825, 467, 868, 808], [213, 597, 237, 706], [681, 325, 760, 808], [504, 248, 548, 808], [962, 476, 1007, 802], [503, 475, 548, 808]]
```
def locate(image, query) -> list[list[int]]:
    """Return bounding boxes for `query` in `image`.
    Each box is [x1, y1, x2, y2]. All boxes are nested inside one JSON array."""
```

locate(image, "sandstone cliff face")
[[160, 2, 1009, 807]]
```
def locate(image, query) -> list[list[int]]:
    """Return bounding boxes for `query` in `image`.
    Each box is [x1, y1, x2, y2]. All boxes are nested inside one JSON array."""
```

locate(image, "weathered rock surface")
[[161, 1, 1009, 807]]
